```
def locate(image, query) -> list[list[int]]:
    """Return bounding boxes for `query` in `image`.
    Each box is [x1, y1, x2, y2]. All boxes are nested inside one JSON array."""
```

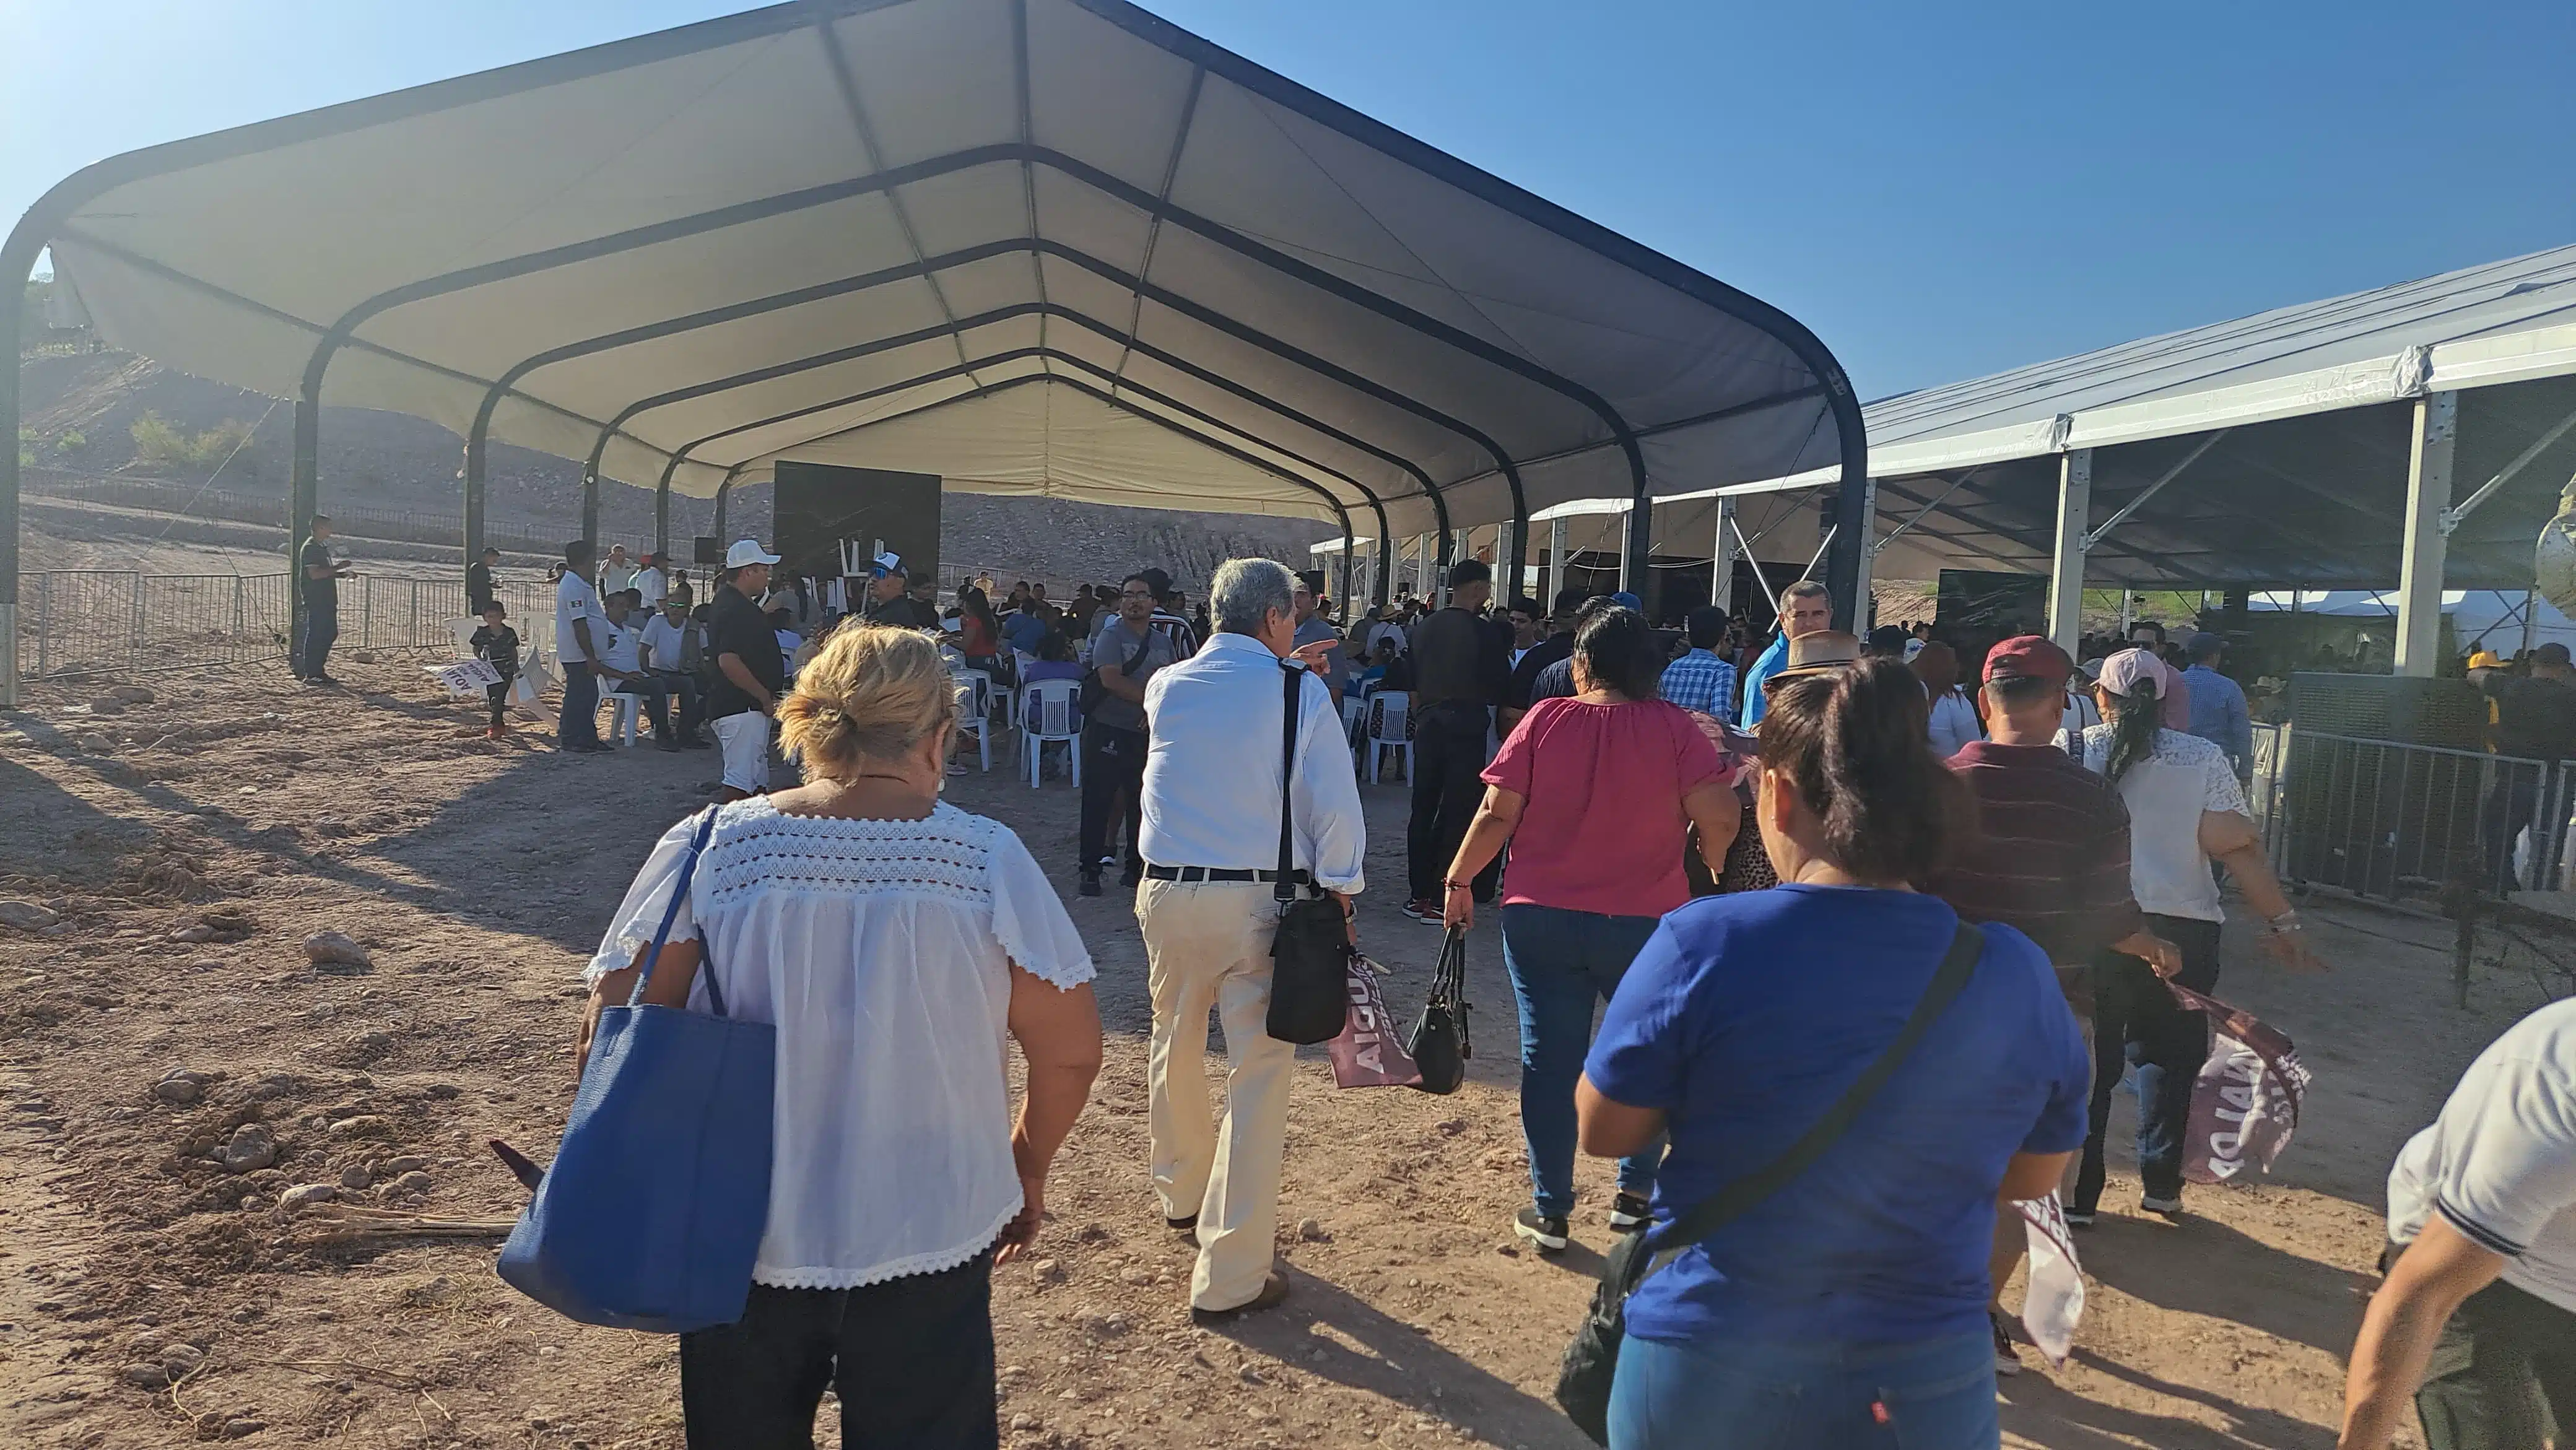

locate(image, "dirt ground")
[[0, 650, 2556, 1449]]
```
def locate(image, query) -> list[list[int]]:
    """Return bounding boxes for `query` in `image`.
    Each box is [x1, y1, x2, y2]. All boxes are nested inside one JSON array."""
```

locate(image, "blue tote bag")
[[498, 809, 776, 1332]]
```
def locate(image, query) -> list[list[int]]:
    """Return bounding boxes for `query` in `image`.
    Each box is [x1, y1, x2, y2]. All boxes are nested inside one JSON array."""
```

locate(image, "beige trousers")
[[1138, 879, 1295, 1312]]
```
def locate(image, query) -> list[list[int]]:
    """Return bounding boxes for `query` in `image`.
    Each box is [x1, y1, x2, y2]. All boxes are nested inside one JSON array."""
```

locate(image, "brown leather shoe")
[[1190, 1270, 1289, 1325]]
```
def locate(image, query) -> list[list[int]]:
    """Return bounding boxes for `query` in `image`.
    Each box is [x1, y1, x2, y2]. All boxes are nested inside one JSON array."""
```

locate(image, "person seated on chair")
[[1022, 627, 1086, 684], [599, 591, 695, 752], [640, 595, 710, 748]]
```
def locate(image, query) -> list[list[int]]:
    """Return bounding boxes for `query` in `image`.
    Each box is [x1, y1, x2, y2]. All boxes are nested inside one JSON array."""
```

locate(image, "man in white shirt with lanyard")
[[1135, 558, 1360, 1323], [2343, 997, 2576, 1448]]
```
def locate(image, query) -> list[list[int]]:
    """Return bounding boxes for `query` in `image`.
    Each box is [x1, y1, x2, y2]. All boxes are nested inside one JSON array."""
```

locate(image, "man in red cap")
[[1932, 634, 2177, 1374]]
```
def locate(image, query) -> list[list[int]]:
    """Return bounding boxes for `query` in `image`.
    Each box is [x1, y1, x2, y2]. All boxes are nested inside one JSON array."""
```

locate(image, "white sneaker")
[[2139, 1193, 2185, 1215]]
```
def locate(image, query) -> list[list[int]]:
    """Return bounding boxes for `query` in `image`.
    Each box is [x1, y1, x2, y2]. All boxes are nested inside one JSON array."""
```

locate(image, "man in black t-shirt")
[[465, 546, 500, 616], [707, 539, 788, 800], [295, 516, 355, 684], [2484, 643, 2576, 888]]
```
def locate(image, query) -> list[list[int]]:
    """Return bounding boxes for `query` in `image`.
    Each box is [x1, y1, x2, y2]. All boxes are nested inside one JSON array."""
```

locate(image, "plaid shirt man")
[[1659, 647, 1738, 719]]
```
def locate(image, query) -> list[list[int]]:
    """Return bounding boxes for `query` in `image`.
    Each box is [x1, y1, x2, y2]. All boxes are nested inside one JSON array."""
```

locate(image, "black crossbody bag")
[[1554, 922, 1985, 1444], [1079, 628, 1155, 719], [1266, 661, 1355, 1043]]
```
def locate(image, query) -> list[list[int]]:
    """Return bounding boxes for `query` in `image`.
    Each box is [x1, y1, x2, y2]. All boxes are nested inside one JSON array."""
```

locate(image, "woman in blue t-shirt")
[[1578, 656, 2089, 1450]]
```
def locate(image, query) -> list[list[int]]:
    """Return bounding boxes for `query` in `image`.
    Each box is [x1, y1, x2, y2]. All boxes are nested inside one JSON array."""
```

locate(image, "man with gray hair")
[[1136, 557, 1364, 1322]]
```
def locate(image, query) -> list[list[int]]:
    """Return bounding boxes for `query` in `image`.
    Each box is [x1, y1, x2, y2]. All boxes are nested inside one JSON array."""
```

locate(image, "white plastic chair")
[[951, 670, 993, 772], [1006, 649, 1038, 729], [604, 693, 642, 747], [1364, 691, 1412, 784], [1020, 678, 1083, 788], [446, 619, 481, 654]]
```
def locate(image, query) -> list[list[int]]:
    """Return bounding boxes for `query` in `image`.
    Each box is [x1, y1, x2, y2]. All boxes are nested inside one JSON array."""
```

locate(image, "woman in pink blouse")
[[1441, 606, 1740, 1254]]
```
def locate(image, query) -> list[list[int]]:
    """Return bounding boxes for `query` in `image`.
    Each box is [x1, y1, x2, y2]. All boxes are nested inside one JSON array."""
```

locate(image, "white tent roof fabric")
[[23, 0, 1856, 540], [1699, 245, 2576, 589]]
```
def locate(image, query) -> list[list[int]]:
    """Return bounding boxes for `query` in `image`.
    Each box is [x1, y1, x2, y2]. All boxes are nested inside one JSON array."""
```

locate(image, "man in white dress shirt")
[[1136, 557, 1364, 1321]]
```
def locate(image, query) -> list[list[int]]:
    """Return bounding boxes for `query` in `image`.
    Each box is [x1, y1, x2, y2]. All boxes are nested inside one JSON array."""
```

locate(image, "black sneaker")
[[1608, 1192, 1651, 1231], [1990, 1309, 2024, 1376], [1401, 900, 1443, 925], [1513, 1206, 1569, 1254], [1077, 872, 1102, 898], [2063, 1207, 2097, 1229], [1120, 862, 1142, 888]]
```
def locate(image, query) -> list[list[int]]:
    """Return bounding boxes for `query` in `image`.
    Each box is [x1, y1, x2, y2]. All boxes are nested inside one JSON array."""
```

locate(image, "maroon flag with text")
[[1326, 957, 1422, 1089], [2169, 983, 2312, 1184]]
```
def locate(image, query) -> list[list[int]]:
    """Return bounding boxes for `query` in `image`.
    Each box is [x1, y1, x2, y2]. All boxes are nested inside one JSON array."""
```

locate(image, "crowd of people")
[[372, 529, 2575, 1450]]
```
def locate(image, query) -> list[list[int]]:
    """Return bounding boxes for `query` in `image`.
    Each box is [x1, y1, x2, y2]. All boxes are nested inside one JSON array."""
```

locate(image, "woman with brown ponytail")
[[581, 625, 1103, 1448], [1574, 653, 2091, 1450]]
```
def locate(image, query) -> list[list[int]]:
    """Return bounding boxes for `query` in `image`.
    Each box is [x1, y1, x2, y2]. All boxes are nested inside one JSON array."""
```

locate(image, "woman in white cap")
[[2069, 647, 2323, 1224]]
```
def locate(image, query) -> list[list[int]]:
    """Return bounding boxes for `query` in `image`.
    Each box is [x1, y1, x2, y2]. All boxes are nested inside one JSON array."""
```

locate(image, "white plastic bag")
[[2016, 1192, 2086, 1366]]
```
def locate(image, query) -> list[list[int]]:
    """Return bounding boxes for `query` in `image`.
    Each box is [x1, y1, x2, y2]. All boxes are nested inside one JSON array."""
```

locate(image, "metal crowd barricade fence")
[[15, 570, 562, 684], [2260, 724, 2569, 905], [17, 570, 294, 681]]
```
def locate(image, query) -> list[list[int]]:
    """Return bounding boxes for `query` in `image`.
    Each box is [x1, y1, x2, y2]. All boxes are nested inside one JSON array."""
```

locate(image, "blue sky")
[[7, 0, 2571, 400]]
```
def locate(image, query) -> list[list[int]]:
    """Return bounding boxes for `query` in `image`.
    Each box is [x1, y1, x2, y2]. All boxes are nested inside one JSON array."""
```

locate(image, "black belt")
[[1143, 865, 1310, 885]]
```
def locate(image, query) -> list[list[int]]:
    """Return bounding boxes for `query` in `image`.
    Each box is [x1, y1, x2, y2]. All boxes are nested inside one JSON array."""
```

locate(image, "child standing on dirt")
[[471, 601, 521, 741]]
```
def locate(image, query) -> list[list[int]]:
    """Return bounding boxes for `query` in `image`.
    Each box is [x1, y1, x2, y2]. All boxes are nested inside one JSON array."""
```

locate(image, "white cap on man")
[[724, 539, 781, 569]]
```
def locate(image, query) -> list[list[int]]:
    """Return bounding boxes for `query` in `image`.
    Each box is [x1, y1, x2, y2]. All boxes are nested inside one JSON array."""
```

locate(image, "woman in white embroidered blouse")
[[580, 624, 1102, 1449]]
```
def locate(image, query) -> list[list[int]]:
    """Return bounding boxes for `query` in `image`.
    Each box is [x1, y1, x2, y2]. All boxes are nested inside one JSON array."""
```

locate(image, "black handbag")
[[1554, 922, 1985, 1444], [1406, 926, 1472, 1095], [1265, 661, 1355, 1045]]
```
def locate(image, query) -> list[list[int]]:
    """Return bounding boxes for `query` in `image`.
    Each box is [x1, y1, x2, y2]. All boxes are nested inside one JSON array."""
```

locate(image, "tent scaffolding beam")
[[2047, 449, 2092, 651], [0, 0, 1868, 706], [2396, 392, 2459, 676], [642, 345, 1401, 576]]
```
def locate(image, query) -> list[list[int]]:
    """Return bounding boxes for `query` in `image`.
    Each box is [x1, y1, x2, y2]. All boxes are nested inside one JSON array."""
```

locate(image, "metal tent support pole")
[[1335, 536, 1353, 619], [580, 469, 601, 551], [2047, 448, 2092, 651], [0, 230, 37, 708], [2119, 590, 2135, 634], [1624, 469, 1653, 606], [1500, 512, 1527, 602], [1617, 507, 1634, 594], [2525, 586, 2542, 661], [1848, 475, 1880, 630], [654, 478, 671, 562], [2396, 391, 2459, 677], [1711, 496, 1736, 609], [1821, 435, 1872, 633], [290, 391, 321, 669], [1543, 518, 1567, 610], [461, 458, 484, 602]]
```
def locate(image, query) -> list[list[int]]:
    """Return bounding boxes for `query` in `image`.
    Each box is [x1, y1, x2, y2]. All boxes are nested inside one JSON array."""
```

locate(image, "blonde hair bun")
[[775, 625, 959, 776]]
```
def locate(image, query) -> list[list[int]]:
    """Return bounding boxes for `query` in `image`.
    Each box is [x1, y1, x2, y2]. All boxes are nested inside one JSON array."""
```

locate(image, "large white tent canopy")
[[2, 0, 1867, 700], [1707, 245, 2576, 604]]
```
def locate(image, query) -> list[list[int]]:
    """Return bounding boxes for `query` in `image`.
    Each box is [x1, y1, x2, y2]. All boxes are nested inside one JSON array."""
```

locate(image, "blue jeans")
[[559, 661, 600, 748], [1609, 1331, 1998, 1450], [1501, 903, 1663, 1219], [2075, 912, 2221, 1209]]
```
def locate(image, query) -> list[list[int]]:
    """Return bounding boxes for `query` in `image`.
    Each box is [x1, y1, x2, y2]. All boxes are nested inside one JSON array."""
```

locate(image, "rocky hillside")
[[18, 349, 1333, 585]]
